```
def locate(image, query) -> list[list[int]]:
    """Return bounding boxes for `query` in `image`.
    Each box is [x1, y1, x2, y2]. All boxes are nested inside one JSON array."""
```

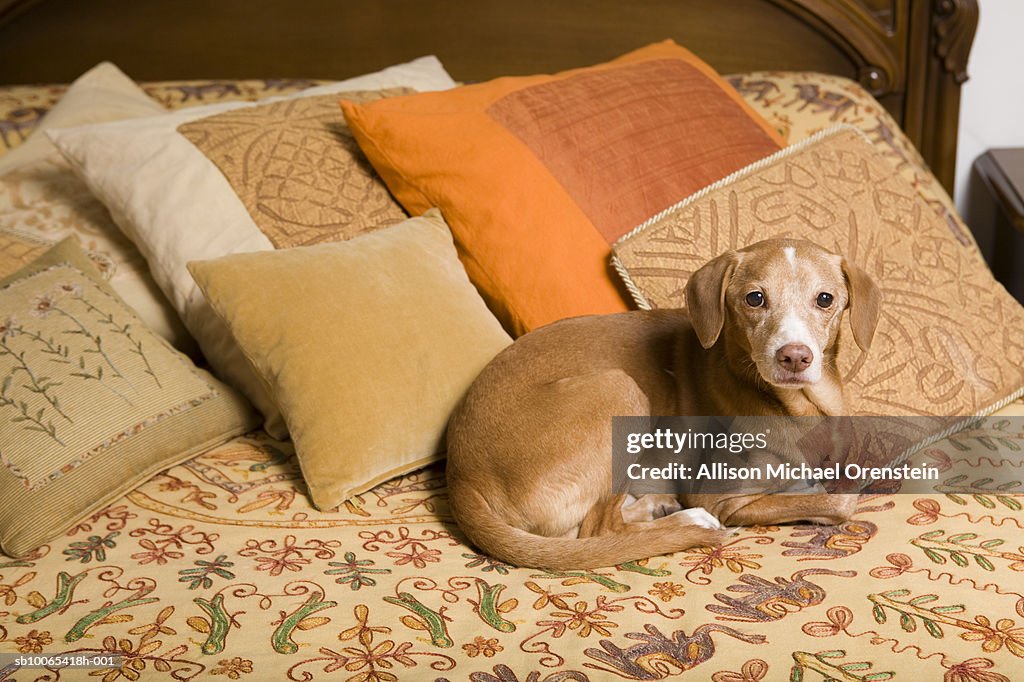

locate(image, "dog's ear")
[[685, 251, 739, 349], [841, 258, 881, 352]]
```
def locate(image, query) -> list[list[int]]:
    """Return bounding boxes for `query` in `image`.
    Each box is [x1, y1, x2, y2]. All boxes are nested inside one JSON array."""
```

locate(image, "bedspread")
[[2, 405, 1024, 681], [2, 75, 1023, 681]]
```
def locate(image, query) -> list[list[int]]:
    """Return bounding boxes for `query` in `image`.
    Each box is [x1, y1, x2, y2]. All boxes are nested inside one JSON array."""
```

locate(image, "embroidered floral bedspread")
[[1, 410, 1023, 681], [1, 75, 1022, 681]]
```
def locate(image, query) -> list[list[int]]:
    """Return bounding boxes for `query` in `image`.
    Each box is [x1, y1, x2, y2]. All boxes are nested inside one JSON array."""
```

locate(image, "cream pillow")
[[0, 239, 257, 557], [50, 56, 457, 438], [0, 62, 166, 174], [188, 210, 512, 510], [0, 62, 196, 353]]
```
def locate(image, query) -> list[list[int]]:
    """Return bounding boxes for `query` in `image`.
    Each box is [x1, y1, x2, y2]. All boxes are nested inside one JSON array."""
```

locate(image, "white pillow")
[[0, 62, 166, 174], [50, 56, 458, 438], [0, 62, 198, 353]]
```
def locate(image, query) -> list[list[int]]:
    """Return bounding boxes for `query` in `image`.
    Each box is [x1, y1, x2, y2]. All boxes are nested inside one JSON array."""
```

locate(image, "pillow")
[[613, 127, 1024, 416], [0, 230, 118, 291], [728, 71, 973, 249], [0, 230, 50, 272], [0, 77, 334, 158], [176, 90, 410, 248], [0, 238, 258, 557], [188, 210, 512, 510], [50, 56, 458, 438], [341, 40, 784, 336], [0, 63, 196, 352], [0, 62, 166, 175]]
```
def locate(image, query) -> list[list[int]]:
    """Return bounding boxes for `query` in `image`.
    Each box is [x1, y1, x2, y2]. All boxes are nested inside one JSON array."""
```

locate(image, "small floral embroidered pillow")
[[0, 238, 257, 557]]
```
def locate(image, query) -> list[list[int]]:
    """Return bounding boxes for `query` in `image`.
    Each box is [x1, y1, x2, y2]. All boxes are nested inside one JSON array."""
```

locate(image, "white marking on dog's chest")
[[784, 246, 797, 271]]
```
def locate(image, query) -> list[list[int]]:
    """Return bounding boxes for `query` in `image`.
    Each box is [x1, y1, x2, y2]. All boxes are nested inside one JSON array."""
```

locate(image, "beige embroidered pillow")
[[177, 92, 409, 249], [0, 239, 258, 557], [50, 57, 458, 438], [728, 71, 971, 250], [0, 230, 118, 307], [188, 210, 512, 510], [613, 127, 1024, 416]]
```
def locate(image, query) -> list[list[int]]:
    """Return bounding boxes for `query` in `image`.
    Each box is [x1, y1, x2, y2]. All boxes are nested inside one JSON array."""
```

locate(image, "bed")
[[5, 2, 1024, 682]]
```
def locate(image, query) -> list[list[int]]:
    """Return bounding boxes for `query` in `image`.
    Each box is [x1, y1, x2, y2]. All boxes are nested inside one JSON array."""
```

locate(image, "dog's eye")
[[816, 292, 834, 308], [745, 291, 765, 308]]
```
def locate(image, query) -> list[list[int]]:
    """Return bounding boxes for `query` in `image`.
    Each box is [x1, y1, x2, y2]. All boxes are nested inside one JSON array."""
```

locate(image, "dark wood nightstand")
[[972, 149, 1024, 304]]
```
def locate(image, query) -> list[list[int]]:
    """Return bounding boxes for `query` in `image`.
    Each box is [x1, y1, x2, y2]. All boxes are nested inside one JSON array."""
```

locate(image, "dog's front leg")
[[686, 492, 858, 527], [578, 494, 674, 536]]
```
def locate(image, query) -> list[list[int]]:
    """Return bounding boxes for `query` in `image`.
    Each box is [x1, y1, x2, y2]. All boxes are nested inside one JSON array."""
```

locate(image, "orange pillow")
[[342, 41, 783, 335]]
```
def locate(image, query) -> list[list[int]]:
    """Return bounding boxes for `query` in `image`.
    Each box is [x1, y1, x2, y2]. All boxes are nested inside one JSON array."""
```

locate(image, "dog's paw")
[[672, 506, 724, 530], [832, 493, 860, 520]]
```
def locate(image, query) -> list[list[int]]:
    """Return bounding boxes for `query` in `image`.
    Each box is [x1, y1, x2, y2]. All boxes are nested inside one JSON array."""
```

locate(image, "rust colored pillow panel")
[[342, 41, 783, 335], [178, 90, 410, 250], [488, 59, 781, 243], [613, 127, 1024, 416]]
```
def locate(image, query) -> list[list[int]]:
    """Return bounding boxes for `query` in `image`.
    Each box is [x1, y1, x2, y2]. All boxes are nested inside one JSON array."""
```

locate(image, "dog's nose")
[[775, 344, 813, 372]]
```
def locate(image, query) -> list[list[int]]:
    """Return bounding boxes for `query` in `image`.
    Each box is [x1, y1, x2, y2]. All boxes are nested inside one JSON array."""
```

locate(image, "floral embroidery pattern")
[[0, 420, 1019, 679], [0, 264, 218, 489]]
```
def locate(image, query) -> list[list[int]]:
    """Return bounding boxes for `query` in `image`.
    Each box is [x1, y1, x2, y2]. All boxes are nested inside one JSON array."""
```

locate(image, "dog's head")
[[684, 239, 880, 388]]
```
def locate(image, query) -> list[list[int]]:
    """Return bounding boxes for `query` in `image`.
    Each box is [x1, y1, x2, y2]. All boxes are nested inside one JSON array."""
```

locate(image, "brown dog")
[[446, 239, 881, 569]]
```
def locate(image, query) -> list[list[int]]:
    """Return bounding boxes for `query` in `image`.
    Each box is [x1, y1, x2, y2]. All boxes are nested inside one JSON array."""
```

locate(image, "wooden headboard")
[[0, 0, 978, 193]]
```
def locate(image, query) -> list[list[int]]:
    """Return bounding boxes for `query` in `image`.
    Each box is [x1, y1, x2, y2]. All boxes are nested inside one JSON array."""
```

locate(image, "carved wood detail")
[[0, 0, 981, 194], [934, 0, 979, 84], [771, 0, 906, 97], [771, 0, 979, 192]]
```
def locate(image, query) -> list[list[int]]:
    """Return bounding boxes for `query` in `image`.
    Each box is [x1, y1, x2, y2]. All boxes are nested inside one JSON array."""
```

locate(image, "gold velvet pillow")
[[613, 127, 1024, 416], [0, 239, 257, 557], [188, 210, 512, 509]]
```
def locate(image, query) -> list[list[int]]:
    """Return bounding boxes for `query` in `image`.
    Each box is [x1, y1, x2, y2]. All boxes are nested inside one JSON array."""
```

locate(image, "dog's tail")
[[449, 487, 729, 571]]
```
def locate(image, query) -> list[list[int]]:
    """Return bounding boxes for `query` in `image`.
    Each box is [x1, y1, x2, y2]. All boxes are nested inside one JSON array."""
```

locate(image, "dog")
[[446, 238, 881, 569]]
